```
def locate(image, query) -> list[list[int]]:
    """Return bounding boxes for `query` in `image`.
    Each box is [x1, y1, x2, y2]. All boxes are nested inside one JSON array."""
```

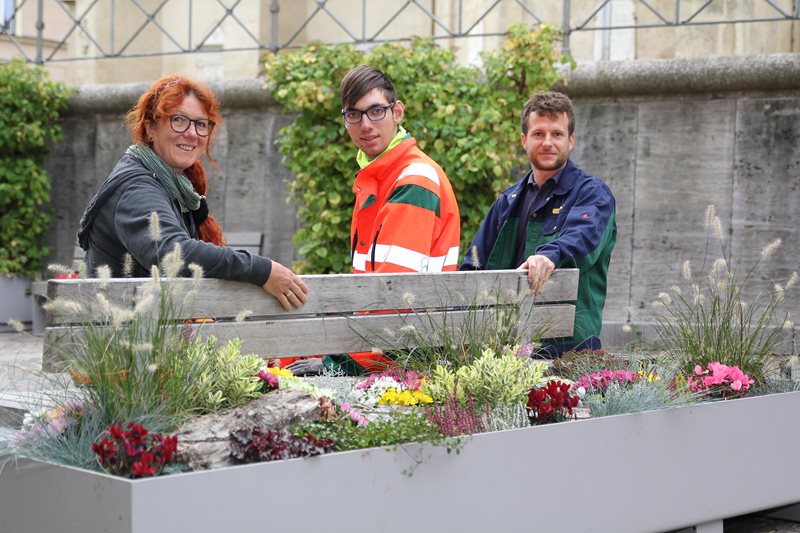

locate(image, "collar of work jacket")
[[353, 136, 418, 192], [513, 160, 579, 203]]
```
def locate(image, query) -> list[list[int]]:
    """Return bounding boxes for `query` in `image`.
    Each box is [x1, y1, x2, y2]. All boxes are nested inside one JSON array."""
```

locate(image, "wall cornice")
[[555, 53, 800, 97]]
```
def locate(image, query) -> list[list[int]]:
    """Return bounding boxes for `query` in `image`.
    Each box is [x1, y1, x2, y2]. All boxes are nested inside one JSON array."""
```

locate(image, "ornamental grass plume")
[[122, 253, 134, 277], [651, 205, 790, 383], [148, 211, 161, 242]]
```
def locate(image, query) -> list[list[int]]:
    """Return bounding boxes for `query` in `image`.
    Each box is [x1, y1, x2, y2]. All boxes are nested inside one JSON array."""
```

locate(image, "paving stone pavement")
[[1, 331, 799, 532]]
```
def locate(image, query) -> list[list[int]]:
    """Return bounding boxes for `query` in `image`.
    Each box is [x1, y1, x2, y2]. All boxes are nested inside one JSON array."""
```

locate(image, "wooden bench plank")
[[44, 269, 578, 324], [42, 270, 579, 370], [43, 303, 575, 363]]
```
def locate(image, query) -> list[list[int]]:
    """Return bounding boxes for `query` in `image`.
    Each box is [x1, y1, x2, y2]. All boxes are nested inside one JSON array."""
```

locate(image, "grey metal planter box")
[[2, 391, 800, 533]]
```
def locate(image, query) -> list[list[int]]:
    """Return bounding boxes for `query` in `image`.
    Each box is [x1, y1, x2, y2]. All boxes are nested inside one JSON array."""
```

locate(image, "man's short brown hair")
[[340, 66, 397, 110], [521, 91, 575, 136]]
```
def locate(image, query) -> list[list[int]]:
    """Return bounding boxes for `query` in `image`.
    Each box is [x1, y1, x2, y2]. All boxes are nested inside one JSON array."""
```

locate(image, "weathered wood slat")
[[45, 269, 579, 324], [42, 270, 579, 370], [43, 304, 575, 365]]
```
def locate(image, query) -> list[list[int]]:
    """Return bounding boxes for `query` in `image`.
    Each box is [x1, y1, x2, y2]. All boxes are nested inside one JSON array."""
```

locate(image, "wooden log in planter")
[[2, 391, 800, 533]]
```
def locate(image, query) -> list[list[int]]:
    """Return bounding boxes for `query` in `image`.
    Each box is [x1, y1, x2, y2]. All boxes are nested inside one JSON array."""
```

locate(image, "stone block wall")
[[43, 54, 800, 352]]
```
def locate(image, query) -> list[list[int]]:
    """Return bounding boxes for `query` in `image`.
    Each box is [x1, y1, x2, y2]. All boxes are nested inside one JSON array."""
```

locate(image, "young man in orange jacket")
[[287, 66, 461, 375]]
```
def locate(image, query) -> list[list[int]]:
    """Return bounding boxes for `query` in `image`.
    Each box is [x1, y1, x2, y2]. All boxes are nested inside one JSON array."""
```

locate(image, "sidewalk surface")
[[1, 331, 799, 532]]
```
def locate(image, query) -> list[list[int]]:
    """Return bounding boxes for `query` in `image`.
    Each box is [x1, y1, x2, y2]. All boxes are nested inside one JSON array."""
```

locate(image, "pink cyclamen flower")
[[256, 370, 279, 389]]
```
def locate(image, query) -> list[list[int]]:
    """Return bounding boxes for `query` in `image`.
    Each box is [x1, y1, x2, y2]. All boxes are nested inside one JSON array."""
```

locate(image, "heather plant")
[[651, 205, 794, 382], [421, 347, 548, 409], [424, 389, 488, 438]]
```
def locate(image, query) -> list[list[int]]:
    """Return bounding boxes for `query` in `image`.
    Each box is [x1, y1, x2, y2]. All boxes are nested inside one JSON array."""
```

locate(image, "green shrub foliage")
[[0, 59, 74, 276], [264, 24, 569, 273]]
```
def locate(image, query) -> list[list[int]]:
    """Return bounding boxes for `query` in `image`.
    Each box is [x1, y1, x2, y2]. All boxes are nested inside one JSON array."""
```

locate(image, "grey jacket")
[[77, 154, 271, 285]]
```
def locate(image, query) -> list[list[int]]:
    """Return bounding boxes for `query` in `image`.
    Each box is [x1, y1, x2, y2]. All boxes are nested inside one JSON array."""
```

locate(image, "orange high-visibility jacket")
[[350, 137, 460, 274], [344, 136, 461, 372]]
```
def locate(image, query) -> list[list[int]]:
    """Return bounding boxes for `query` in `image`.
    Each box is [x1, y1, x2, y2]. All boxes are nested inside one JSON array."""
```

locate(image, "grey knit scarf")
[[126, 143, 201, 213]]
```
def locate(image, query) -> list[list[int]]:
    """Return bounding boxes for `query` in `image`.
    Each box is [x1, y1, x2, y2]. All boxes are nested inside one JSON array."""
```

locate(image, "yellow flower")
[[378, 388, 435, 406], [636, 371, 661, 383], [266, 366, 294, 378]]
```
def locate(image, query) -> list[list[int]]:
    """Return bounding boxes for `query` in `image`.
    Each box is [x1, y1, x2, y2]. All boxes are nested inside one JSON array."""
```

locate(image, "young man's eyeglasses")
[[341, 103, 395, 125], [169, 114, 216, 137]]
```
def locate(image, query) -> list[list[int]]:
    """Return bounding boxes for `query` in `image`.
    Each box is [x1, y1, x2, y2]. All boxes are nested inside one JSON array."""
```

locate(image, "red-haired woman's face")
[[145, 93, 209, 173]]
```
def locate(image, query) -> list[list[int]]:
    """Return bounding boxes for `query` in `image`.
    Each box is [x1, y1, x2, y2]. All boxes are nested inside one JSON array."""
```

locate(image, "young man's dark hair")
[[340, 65, 397, 110], [521, 91, 575, 136]]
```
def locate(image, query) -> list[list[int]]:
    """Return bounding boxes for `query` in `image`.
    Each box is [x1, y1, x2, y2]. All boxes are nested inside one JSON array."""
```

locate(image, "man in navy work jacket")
[[461, 91, 616, 357]]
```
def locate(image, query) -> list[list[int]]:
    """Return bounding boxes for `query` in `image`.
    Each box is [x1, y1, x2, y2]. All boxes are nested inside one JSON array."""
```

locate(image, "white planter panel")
[[2, 392, 800, 533], [0, 276, 32, 327]]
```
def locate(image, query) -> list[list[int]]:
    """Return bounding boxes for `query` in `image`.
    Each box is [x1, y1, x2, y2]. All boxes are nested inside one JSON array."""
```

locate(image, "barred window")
[[1, 0, 15, 32]]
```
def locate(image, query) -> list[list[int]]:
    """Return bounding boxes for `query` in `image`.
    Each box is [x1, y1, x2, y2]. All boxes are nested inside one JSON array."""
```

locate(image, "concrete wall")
[[42, 54, 800, 352]]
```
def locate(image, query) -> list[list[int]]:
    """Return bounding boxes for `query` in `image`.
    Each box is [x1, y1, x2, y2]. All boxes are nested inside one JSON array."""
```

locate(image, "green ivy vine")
[[0, 59, 74, 277], [263, 24, 570, 273]]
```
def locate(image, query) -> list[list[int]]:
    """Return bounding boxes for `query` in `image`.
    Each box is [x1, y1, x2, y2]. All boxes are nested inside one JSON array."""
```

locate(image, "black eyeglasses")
[[341, 103, 395, 124], [169, 114, 216, 137]]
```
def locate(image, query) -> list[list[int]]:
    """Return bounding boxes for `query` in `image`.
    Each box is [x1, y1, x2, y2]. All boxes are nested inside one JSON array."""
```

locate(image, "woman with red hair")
[[77, 75, 307, 309]]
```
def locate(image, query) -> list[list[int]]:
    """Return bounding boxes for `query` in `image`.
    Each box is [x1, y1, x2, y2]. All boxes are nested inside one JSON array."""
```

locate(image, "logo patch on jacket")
[[581, 213, 590, 219]]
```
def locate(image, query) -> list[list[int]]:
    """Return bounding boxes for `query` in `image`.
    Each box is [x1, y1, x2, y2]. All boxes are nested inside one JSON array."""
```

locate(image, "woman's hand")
[[263, 260, 309, 310]]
